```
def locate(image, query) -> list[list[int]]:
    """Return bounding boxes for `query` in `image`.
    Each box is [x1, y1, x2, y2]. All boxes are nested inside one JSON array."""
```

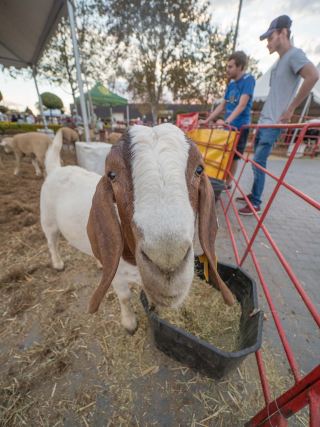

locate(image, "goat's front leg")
[[42, 224, 64, 271], [38, 155, 47, 177], [31, 158, 42, 176], [112, 280, 138, 334], [13, 151, 21, 175]]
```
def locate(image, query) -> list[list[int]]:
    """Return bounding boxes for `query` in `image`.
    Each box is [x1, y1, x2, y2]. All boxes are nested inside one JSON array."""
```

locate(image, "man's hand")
[[198, 119, 208, 125], [216, 119, 225, 126], [279, 107, 294, 123]]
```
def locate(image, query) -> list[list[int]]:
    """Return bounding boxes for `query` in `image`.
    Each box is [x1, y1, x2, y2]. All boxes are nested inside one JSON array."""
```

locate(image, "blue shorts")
[[233, 128, 249, 160]]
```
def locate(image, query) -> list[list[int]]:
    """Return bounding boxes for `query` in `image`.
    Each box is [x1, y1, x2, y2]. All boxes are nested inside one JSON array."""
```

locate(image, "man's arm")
[[199, 100, 226, 125], [279, 63, 319, 123], [223, 94, 250, 124]]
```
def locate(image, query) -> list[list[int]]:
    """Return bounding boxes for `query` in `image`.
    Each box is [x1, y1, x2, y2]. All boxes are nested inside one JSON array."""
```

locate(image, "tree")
[[25, 107, 34, 116], [38, 0, 115, 114], [168, 27, 235, 105], [0, 90, 2, 102], [168, 29, 262, 105], [104, 0, 212, 123], [247, 57, 262, 80], [40, 92, 63, 110]]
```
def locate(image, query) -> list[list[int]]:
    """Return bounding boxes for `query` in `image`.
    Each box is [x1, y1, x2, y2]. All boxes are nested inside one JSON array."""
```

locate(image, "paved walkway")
[[215, 157, 320, 375]]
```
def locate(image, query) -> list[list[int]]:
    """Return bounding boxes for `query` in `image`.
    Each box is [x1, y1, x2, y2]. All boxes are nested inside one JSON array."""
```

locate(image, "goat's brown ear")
[[87, 176, 124, 313], [198, 174, 235, 306]]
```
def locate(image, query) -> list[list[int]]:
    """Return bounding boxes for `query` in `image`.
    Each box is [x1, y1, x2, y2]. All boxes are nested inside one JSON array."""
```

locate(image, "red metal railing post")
[[309, 387, 320, 427], [247, 366, 320, 426], [195, 121, 320, 425], [239, 124, 310, 266]]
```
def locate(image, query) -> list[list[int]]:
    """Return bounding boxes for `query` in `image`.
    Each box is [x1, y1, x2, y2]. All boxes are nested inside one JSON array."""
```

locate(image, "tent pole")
[[88, 93, 95, 126], [86, 99, 91, 123], [67, 0, 90, 142], [126, 104, 130, 126], [84, 76, 95, 126], [32, 67, 48, 131], [110, 107, 113, 129], [233, 0, 243, 52], [287, 93, 312, 155]]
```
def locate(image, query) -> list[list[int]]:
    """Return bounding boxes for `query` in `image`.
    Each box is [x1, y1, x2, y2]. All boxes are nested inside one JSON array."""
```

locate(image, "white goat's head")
[[0, 137, 14, 153], [87, 124, 234, 313]]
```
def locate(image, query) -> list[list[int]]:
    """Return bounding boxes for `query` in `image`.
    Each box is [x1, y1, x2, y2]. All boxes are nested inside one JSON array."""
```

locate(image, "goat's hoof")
[[53, 261, 65, 271]]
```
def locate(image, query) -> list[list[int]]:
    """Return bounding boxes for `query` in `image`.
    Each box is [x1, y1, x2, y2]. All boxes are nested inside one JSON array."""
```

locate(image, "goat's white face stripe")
[[130, 124, 195, 269]]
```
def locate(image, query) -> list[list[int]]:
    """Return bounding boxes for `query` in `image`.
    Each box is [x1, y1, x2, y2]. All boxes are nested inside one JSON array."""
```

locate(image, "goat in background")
[[1, 132, 52, 176]]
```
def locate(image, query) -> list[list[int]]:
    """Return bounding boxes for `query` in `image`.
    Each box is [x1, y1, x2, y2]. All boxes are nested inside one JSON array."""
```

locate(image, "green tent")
[[86, 82, 127, 107], [76, 82, 129, 125]]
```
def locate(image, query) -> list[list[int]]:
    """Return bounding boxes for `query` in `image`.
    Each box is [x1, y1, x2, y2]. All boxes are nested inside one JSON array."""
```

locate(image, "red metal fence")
[[198, 122, 320, 426]]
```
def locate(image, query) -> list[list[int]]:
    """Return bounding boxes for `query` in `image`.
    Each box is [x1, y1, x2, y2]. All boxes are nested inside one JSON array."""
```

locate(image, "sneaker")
[[238, 204, 261, 216], [221, 184, 232, 193], [235, 193, 252, 203]]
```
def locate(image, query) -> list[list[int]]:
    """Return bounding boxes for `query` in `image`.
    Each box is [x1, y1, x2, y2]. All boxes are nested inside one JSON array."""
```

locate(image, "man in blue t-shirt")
[[200, 51, 255, 187]]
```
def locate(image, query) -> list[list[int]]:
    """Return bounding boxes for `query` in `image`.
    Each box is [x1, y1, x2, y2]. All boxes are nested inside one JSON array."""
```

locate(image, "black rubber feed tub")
[[140, 261, 263, 379]]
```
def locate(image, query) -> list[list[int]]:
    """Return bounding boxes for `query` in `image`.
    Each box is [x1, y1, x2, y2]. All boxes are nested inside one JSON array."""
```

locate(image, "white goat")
[[41, 129, 101, 267], [41, 125, 234, 333], [0, 132, 52, 176]]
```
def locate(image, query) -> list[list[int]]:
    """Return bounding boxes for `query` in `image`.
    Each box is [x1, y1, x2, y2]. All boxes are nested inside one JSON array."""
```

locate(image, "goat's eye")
[[195, 165, 204, 176], [107, 171, 116, 181]]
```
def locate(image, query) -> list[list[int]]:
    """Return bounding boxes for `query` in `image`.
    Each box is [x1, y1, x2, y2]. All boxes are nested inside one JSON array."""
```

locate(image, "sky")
[[0, 0, 319, 114]]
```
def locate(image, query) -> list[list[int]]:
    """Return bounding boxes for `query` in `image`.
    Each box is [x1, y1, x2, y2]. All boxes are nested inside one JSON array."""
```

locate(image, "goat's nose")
[[142, 236, 192, 272]]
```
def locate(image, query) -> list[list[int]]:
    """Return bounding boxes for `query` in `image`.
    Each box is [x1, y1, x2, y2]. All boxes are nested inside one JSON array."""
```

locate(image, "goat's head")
[[87, 124, 234, 313], [76, 126, 84, 136], [0, 137, 14, 153]]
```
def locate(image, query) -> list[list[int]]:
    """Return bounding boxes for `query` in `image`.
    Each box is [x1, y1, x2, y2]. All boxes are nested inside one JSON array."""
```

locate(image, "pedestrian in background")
[[237, 15, 319, 216]]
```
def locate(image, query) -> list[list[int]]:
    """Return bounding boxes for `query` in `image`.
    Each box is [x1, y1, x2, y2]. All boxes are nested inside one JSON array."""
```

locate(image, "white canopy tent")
[[253, 62, 320, 105], [253, 65, 273, 102], [0, 0, 66, 68], [0, 0, 90, 140]]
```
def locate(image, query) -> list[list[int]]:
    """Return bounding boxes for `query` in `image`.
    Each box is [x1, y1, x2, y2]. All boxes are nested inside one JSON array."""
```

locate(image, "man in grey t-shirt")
[[238, 15, 319, 216]]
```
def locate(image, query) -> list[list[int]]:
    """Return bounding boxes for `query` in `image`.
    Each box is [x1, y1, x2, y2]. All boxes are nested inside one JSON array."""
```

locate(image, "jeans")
[[250, 128, 281, 207], [234, 128, 250, 160]]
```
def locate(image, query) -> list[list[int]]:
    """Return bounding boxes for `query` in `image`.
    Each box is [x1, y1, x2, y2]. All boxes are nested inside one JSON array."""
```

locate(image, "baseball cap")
[[260, 15, 292, 41]]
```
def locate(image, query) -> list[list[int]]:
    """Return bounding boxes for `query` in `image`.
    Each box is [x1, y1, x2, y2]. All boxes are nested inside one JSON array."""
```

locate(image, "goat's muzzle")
[[136, 239, 194, 308], [140, 236, 192, 274]]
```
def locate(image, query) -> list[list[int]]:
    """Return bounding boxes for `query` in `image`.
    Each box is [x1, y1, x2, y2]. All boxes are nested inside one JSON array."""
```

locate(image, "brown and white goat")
[[0, 132, 52, 176], [41, 124, 234, 333]]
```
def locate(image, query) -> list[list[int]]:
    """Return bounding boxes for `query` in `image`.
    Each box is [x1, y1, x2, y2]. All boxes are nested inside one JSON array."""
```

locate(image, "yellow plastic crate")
[[187, 128, 237, 180]]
